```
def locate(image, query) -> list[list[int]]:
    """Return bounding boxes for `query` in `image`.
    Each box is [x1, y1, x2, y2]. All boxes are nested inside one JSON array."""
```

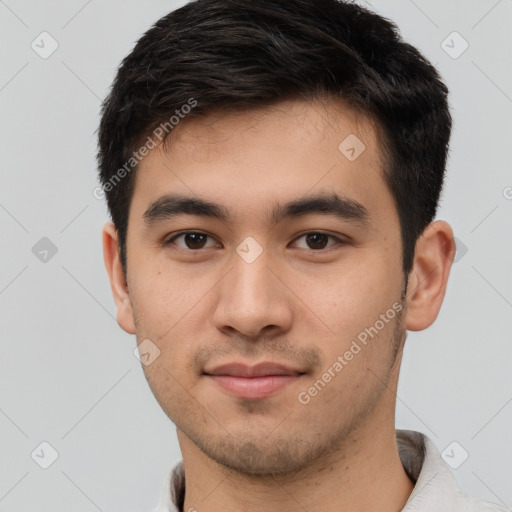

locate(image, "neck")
[[178, 403, 413, 512]]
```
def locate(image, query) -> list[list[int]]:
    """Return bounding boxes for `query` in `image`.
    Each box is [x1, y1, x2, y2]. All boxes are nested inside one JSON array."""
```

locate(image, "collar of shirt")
[[152, 429, 508, 512]]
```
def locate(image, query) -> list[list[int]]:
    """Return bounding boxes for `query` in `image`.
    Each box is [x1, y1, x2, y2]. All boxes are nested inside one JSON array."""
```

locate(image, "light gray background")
[[0, 0, 511, 510]]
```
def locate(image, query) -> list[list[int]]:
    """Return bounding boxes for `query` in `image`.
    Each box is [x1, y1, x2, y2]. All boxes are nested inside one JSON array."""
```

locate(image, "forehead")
[[162, 98, 382, 164], [131, 97, 393, 228]]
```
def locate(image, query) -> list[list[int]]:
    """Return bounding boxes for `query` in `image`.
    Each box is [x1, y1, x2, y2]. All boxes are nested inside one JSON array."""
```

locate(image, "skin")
[[103, 97, 456, 512]]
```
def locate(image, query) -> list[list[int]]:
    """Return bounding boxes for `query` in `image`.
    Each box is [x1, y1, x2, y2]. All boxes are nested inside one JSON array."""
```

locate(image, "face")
[[115, 98, 410, 475]]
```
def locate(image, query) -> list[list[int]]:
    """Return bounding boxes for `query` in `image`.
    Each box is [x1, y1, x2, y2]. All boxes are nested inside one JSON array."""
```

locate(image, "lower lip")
[[207, 375, 301, 399]]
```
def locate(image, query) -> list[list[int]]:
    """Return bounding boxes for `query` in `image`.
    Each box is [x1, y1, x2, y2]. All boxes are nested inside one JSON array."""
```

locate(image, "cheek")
[[297, 312, 401, 420], [129, 271, 213, 373], [290, 259, 398, 340], [129, 260, 208, 327], [141, 360, 198, 426]]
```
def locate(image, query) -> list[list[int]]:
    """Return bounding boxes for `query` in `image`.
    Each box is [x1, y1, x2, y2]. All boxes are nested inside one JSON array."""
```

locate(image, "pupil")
[[307, 233, 327, 249]]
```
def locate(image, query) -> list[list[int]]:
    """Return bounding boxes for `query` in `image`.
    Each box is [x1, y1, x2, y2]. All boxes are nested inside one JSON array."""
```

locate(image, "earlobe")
[[404, 220, 456, 332], [102, 222, 136, 334]]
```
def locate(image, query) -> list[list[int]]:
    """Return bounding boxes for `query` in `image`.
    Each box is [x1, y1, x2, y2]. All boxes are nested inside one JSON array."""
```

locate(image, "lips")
[[205, 362, 304, 377], [204, 362, 305, 399]]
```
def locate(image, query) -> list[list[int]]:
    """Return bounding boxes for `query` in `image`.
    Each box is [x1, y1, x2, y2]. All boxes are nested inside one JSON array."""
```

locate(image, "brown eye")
[[183, 233, 208, 249], [305, 233, 329, 249], [165, 232, 218, 250], [293, 232, 341, 250]]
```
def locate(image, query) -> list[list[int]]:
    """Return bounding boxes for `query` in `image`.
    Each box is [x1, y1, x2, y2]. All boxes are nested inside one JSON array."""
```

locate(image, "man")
[[97, 0, 507, 510]]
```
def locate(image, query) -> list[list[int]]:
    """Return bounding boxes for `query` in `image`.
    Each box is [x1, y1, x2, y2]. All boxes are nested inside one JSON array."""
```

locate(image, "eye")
[[163, 231, 344, 252], [291, 232, 343, 250], [165, 232, 219, 250]]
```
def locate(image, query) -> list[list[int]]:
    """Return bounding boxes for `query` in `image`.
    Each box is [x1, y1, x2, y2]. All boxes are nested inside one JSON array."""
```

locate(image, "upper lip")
[[204, 362, 305, 377]]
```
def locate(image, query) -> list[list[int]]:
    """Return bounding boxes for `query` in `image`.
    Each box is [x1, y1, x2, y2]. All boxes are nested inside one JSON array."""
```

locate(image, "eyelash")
[[163, 231, 346, 252]]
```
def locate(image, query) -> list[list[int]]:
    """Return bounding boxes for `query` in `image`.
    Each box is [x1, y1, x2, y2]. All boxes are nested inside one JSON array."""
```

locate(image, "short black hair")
[[97, 0, 452, 277]]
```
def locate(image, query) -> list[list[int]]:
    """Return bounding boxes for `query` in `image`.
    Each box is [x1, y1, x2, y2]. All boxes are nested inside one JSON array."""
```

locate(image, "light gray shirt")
[[152, 429, 508, 511]]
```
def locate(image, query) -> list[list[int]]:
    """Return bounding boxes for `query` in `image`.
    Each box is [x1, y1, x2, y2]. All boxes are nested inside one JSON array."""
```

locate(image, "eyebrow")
[[143, 192, 371, 228]]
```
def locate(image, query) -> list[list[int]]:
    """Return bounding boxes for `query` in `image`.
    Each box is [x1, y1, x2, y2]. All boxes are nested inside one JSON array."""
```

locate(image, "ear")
[[102, 222, 136, 334], [405, 220, 456, 331]]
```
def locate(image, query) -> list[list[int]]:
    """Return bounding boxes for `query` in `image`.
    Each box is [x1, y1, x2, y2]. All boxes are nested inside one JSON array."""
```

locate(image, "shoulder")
[[396, 430, 509, 512]]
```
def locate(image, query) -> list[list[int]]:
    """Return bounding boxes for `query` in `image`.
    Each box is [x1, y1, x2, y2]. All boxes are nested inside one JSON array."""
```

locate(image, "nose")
[[212, 252, 293, 340]]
